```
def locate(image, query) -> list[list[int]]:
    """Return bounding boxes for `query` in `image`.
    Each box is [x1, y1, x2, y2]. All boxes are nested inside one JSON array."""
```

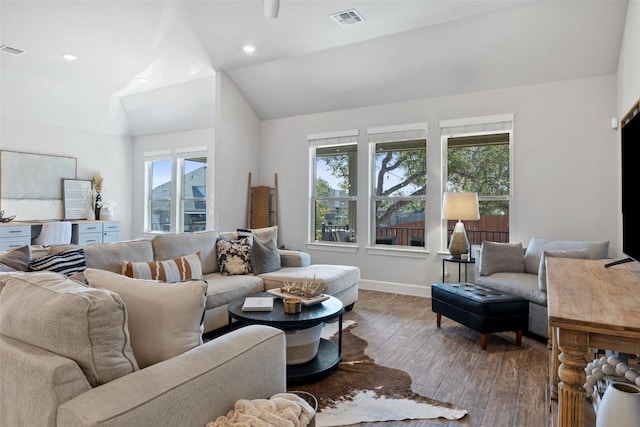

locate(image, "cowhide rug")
[[292, 321, 468, 426]]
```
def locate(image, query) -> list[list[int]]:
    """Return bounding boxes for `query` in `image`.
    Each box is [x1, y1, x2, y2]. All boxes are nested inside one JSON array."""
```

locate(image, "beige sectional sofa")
[[474, 237, 609, 339], [0, 271, 287, 427], [46, 229, 359, 334], [0, 228, 359, 426]]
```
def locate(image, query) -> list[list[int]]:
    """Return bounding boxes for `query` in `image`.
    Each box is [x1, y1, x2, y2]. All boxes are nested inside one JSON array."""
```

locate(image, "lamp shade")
[[442, 192, 480, 221]]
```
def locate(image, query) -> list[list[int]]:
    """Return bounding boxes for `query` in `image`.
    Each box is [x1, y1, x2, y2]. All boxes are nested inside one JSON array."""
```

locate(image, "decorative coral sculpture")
[[281, 275, 325, 298]]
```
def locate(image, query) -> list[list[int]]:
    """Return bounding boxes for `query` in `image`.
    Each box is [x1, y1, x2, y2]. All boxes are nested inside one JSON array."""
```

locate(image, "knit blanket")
[[208, 393, 316, 427]]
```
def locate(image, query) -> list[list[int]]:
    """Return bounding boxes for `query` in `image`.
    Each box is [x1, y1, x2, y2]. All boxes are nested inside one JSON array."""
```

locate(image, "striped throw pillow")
[[122, 252, 203, 283], [29, 248, 86, 276]]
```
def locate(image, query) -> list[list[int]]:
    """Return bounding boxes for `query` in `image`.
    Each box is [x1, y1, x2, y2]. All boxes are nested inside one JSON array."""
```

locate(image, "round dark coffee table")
[[228, 292, 344, 383]]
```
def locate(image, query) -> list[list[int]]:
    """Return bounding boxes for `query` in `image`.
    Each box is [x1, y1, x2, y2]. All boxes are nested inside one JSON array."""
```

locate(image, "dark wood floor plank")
[[343, 289, 553, 427]]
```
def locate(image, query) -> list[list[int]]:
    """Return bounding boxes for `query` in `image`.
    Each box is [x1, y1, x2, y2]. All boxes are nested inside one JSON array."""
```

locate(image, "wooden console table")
[[547, 257, 640, 427]]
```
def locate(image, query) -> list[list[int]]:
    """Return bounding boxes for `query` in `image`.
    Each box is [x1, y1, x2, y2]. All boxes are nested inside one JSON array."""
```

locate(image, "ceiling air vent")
[[0, 44, 25, 56], [331, 9, 365, 27]]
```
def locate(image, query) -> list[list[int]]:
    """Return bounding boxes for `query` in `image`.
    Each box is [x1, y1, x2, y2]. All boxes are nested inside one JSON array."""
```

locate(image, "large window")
[[368, 123, 427, 247], [441, 115, 513, 250], [309, 130, 358, 243], [145, 149, 207, 233]]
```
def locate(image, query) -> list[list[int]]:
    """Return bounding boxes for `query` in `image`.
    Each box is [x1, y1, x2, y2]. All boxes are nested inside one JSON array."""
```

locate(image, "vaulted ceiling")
[[0, 0, 629, 121]]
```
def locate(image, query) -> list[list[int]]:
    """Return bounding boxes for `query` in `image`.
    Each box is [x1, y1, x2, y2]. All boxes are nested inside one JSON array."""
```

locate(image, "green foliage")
[[447, 144, 510, 215]]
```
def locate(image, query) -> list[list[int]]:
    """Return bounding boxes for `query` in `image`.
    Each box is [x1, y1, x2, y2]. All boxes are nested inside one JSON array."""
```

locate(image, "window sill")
[[366, 245, 429, 259], [306, 242, 358, 254]]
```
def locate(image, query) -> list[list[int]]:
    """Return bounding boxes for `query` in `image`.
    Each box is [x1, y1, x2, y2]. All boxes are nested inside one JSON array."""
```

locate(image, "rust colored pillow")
[[122, 252, 202, 283]]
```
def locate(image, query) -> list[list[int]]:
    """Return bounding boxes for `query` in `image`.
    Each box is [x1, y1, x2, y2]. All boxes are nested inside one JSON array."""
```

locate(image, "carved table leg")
[[549, 326, 560, 400], [556, 329, 588, 427]]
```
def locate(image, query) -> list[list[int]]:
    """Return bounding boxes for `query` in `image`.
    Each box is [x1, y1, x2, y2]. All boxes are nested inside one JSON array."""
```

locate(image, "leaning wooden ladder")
[[246, 173, 278, 229]]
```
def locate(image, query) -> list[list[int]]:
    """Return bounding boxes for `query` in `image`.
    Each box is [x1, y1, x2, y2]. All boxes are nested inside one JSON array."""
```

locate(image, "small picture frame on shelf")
[[63, 179, 93, 220]]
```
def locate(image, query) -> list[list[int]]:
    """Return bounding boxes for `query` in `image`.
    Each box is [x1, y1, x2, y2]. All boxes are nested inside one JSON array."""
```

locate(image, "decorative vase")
[[597, 382, 640, 427], [95, 193, 102, 220], [100, 207, 114, 221]]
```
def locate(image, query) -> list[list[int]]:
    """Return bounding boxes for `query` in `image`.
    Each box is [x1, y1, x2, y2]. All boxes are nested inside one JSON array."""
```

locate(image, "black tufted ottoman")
[[431, 282, 529, 350]]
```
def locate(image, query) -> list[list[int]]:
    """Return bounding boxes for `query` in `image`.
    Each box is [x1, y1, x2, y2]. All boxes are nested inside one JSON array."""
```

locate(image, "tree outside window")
[[312, 143, 357, 243], [371, 138, 427, 247], [445, 132, 511, 246]]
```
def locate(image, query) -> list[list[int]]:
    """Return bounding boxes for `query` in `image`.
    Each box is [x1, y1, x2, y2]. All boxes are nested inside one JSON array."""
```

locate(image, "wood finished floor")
[[336, 289, 554, 427]]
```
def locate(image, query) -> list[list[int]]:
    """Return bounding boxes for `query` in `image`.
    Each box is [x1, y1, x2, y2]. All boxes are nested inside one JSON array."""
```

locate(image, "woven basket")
[[250, 186, 272, 229]]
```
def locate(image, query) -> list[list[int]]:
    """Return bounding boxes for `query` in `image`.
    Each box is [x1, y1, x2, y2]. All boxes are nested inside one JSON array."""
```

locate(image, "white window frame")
[[307, 129, 359, 249], [440, 114, 514, 252], [367, 122, 428, 255], [144, 147, 208, 233]]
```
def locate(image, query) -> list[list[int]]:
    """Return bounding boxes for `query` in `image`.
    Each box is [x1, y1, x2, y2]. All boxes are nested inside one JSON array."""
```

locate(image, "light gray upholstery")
[[152, 231, 221, 275], [1, 318, 286, 427], [478, 241, 525, 276], [0, 272, 138, 386], [475, 237, 610, 338], [47, 232, 359, 333], [523, 238, 609, 274]]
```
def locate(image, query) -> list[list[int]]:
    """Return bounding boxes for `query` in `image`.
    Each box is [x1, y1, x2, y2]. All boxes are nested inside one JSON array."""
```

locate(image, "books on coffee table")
[[266, 288, 330, 306], [242, 296, 274, 312]]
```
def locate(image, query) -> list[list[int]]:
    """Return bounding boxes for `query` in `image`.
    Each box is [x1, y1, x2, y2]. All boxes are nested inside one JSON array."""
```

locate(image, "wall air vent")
[[331, 9, 365, 27], [0, 44, 25, 56]]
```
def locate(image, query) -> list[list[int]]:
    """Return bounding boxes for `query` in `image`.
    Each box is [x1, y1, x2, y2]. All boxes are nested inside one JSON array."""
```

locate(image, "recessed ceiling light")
[[61, 53, 77, 61], [136, 76, 149, 83], [243, 45, 256, 54]]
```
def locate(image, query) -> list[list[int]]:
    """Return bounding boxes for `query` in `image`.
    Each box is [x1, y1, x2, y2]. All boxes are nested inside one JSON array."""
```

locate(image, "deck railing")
[[319, 223, 509, 246]]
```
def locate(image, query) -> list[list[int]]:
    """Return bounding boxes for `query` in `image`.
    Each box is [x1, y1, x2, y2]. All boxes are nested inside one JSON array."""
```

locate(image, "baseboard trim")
[[358, 279, 430, 298]]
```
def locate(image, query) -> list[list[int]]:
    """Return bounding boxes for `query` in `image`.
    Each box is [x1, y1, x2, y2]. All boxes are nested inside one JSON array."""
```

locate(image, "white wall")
[[618, 0, 640, 116], [260, 75, 619, 295], [213, 72, 261, 232], [0, 67, 134, 239], [129, 72, 260, 237]]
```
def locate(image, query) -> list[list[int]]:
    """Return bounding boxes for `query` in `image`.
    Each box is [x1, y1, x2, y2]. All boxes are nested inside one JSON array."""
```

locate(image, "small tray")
[[267, 288, 330, 306]]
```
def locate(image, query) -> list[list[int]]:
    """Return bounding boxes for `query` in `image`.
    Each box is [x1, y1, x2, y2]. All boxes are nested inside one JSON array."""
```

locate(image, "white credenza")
[[72, 221, 121, 245], [0, 224, 32, 251]]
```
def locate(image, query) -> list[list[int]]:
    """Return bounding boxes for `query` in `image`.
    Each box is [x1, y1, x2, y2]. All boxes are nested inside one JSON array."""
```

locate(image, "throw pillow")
[[523, 238, 610, 274], [238, 226, 281, 274], [251, 238, 281, 274], [29, 248, 86, 276], [83, 268, 207, 369], [478, 241, 525, 276], [122, 252, 203, 283], [0, 245, 31, 272], [216, 237, 252, 275], [251, 226, 278, 246], [0, 271, 139, 386], [538, 248, 591, 291]]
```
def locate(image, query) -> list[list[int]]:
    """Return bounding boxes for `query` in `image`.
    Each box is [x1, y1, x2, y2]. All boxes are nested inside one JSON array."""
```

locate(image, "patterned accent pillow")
[[237, 226, 281, 274], [216, 237, 252, 275], [122, 252, 203, 283], [29, 248, 86, 276]]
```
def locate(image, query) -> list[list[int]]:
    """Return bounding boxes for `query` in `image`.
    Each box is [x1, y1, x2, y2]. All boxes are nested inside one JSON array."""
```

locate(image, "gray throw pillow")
[[538, 249, 591, 291], [479, 241, 524, 276], [251, 238, 281, 274], [0, 245, 31, 272]]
